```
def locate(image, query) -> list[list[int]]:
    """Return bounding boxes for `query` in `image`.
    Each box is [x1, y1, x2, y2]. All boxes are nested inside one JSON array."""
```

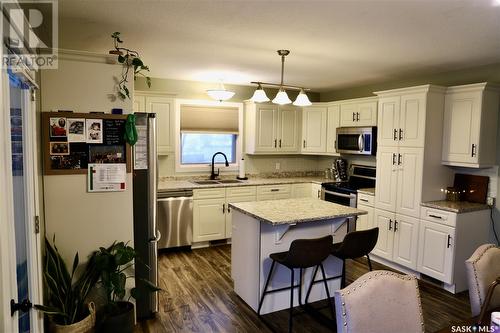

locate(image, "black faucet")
[[210, 152, 229, 180]]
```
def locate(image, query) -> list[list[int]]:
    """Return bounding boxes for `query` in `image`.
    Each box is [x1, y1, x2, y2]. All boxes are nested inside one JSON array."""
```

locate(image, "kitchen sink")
[[217, 179, 243, 184], [191, 180, 220, 185]]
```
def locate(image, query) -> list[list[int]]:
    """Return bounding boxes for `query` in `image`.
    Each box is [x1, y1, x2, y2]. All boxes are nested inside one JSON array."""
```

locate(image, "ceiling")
[[57, 0, 500, 92]]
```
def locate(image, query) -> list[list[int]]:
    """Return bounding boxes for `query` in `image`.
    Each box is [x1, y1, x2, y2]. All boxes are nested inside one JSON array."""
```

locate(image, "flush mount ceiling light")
[[206, 81, 235, 102], [251, 50, 312, 107]]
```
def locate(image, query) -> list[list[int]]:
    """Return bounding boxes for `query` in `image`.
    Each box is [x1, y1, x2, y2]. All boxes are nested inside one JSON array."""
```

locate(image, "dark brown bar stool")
[[257, 235, 334, 333], [305, 227, 379, 303]]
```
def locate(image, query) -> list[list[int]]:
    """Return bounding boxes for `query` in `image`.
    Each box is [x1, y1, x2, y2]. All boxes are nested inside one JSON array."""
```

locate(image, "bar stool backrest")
[[285, 235, 333, 268], [335, 227, 379, 259]]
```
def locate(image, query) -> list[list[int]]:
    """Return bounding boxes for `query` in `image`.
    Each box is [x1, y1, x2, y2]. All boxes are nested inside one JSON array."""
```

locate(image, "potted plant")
[[109, 32, 152, 100], [91, 241, 160, 333], [34, 237, 100, 333]]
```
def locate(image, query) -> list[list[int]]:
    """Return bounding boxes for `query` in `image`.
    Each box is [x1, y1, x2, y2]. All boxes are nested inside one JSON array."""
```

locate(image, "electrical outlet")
[[275, 162, 280, 170], [487, 197, 495, 207]]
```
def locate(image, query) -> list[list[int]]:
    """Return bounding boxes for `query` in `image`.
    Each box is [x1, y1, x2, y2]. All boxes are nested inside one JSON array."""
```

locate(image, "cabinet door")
[[226, 195, 256, 238], [133, 95, 146, 112], [146, 96, 174, 154], [256, 105, 279, 152], [396, 147, 423, 218], [372, 209, 395, 260], [302, 107, 327, 153], [193, 198, 226, 242], [377, 96, 400, 147], [356, 101, 377, 126], [339, 103, 357, 127], [326, 105, 340, 154], [417, 220, 455, 283], [356, 205, 373, 231], [399, 93, 426, 148], [392, 214, 419, 269], [375, 146, 398, 212], [278, 106, 300, 152], [291, 183, 312, 198], [311, 183, 322, 199], [442, 91, 481, 164]]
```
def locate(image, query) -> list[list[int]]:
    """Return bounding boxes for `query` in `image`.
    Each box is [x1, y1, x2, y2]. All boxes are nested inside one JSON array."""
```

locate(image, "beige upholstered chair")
[[465, 244, 500, 317], [334, 270, 424, 333]]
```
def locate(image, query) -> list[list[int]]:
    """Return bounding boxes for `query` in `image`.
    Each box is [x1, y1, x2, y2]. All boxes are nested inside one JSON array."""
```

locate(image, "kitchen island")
[[229, 198, 367, 314]]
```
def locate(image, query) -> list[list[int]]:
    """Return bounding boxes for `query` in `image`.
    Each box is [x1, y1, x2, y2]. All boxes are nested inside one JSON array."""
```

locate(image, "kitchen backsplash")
[[449, 165, 498, 199]]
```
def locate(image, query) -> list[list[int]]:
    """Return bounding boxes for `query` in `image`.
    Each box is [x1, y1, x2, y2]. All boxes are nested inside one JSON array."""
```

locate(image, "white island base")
[[231, 210, 348, 315]]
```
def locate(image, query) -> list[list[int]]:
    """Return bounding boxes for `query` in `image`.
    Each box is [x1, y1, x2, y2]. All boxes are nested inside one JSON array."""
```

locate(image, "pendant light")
[[206, 81, 235, 102], [250, 83, 270, 102], [251, 50, 312, 106]]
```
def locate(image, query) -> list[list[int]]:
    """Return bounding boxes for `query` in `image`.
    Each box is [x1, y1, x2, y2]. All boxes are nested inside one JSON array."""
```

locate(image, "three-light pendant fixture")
[[250, 50, 312, 106]]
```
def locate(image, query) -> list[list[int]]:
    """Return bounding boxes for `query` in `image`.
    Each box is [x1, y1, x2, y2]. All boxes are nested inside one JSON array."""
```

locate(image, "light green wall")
[[135, 77, 321, 102], [320, 61, 500, 101]]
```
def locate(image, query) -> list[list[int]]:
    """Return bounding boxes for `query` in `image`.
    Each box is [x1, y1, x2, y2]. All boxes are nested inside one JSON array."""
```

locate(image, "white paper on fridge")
[[87, 163, 126, 192]]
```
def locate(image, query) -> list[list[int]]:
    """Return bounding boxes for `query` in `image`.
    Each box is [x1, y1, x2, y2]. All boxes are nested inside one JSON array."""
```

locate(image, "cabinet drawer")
[[257, 184, 292, 196], [357, 193, 374, 207], [420, 206, 456, 227], [226, 186, 257, 198], [193, 187, 226, 200]]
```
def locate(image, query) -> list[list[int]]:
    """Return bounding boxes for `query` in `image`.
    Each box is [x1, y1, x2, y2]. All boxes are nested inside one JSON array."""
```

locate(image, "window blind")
[[180, 105, 239, 132]]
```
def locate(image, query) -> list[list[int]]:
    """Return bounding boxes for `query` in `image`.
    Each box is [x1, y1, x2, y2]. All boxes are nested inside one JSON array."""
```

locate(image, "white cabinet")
[[356, 193, 374, 232], [245, 102, 300, 154], [442, 83, 500, 168], [374, 146, 399, 213], [226, 187, 258, 239], [291, 183, 312, 198], [372, 209, 419, 270], [326, 105, 340, 155], [301, 106, 327, 153], [257, 184, 292, 201], [339, 100, 377, 127], [311, 183, 322, 199], [135, 93, 175, 155]]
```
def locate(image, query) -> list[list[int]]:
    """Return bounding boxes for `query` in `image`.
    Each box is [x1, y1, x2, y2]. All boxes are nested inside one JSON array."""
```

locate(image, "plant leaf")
[[34, 304, 69, 317], [146, 77, 152, 88], [71, 252, 79, 279]]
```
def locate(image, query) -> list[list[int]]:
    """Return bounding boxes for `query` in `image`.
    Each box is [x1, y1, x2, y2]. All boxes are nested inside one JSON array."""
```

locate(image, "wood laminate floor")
[[136, 245, 470, 333]]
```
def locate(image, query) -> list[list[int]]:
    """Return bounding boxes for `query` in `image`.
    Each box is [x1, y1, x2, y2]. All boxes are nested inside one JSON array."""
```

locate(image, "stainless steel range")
[[321, 164, 376, 207]]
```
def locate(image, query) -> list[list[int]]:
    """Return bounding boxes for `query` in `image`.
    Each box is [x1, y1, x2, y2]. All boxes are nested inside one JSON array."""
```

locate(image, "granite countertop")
[[229, 197, 367, 225], [357, 188, 375, 196], [421, 200, 490, 213], [158, 176, 328, 192]]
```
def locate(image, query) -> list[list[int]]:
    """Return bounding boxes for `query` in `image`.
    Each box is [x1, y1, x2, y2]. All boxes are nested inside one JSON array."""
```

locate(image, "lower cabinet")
[[311, 183, 322, 199], [291, 183, 312, 198], [356, 193, 374, 231], [372, 209, 419, 270], [257, 184, 292, 200]]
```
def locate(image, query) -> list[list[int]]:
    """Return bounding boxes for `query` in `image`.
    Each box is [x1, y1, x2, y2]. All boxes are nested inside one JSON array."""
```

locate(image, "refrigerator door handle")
[[149, 230, 161, 243]]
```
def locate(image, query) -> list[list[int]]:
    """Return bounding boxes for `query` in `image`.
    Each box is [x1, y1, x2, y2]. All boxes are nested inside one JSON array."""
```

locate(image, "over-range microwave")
[[336, 126, 377, 155]]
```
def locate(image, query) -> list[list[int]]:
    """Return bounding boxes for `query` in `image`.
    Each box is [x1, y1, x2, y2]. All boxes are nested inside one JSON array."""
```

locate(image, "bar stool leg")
[[257, 260, 276, 316], [366, 254, 373, 271], [305, 265, 319, 305], [319, 263, 335, 320], [298, 268, 303, 307], [289, 268, 294, 333]]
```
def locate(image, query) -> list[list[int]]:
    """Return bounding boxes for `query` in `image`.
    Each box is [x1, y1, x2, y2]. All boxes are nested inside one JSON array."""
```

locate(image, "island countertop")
[[229, 198, 367, 225]]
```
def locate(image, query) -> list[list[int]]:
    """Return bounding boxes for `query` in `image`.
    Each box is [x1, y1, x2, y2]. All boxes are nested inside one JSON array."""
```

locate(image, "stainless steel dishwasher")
[[157, 190, 193, 249]]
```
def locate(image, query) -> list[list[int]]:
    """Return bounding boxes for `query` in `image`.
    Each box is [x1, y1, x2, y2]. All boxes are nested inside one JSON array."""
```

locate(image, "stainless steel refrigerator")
[[132, 112, 159, 319]]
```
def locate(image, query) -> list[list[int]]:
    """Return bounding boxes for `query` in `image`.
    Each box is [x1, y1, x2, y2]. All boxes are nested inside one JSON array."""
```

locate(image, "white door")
[[255, 106, 278, 152], [339, 103, 357, 127], [1, 69, 43, 333], [395, 147, 423, 218], [356, 101, 377, 127], [441, 91, 481, 164], [377, 96, 400, 147], [278, 106, 299, 152], [374, 146, 398, 212], [399, 93, 426, 148], [326, 105, 340, 154], [225, 195, 256, 238], [356, 205, 373, 231], [302, 107, 327, 153], [417, 220, 455, 283], [193, 198, 226, 242], [392, 214, 419, 269], [372, 209, 395, 260], [146, 96, 174, 154]]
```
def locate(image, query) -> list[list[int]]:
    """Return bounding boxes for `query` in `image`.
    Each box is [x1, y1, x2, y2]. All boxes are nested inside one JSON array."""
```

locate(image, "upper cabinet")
[[339, 99, 377, 127], [441, 83, 500, 168], [134, 92, 175, 155], [245, 102, 300, 154], [301, 106, 327, 153], [326, 104, 340, 154]]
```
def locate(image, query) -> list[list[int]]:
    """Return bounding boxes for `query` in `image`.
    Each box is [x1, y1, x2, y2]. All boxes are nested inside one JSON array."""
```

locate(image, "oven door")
[[321, 189, 357, 207]]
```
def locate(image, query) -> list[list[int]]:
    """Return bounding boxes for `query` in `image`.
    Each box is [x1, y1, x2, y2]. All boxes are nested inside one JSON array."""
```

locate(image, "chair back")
[[465, 244, 500, 316], [334, 270, 424, 333], [285, 235, 333, 268], [335, 227, 379, 259]]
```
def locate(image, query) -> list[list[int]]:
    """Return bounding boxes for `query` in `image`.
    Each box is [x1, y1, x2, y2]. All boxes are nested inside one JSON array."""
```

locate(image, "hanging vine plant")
[[109, 32, 151, 100]]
